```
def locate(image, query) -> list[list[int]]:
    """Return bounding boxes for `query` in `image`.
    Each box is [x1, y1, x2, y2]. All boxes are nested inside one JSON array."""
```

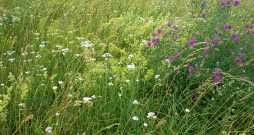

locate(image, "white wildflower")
[[91, 95, 96, 99], [108, 82, 114, 86], [83, 97, 92, 101], [132, 100, 139, 104], [127, 63, 135, 70], [132, 116, 139, 121], [56, 113, 60, 116], [52, 86, 57, 90], [185, 109, 190, 113], [154, 75, 160, 78], [126, 79, 130, 82], [144, 123, 148, 127], [147, 112, 155, 118], [45, 127, 52, 133]]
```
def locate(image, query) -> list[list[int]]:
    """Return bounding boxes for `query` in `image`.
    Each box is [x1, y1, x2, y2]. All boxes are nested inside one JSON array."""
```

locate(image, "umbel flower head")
[[214, 75, 221, 83], [236, 57, 242, 64], [189, 66, 195, 73], [201, 2, 205, 7], [169, 56, 175, 62], [202, 13, 206, 18], [167, 22, 172, 28], [234, 0, 240, 6], [157, 29, 163, 34], [213, 37, 220, 44], [221, 1, 226, 6]]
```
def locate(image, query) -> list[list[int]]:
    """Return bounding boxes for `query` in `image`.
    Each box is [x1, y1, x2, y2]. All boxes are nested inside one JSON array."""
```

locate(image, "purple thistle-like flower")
[[205, 38, 211, 43], [189, 66, 195, 73], [232, 33, 237, 39], [157, 29, 163, 34], [174, 26, 178, 31], [174, 35, 178, 40], [214, 75, 221, 83], [221, 1, 226, 6], [245, 24, 250, 28], [241, 53, 245, 58], [222, 25, 226, 30], [205, 48, 210, 54], [215, 28, 219, 34], [234, 0, 240, 6], [156, 37, 160, 42], [214, 70, 219, 76], [213, 37, 220, 44], [147, 42, 151, 47], [250, 25, 253, 29], [246, 30, 250, 34], [152, 32, 156, 37], [176, 53, 180, 58], [227, 24, 232, 29], [236, 57, 242, 64], [230, 50, 235, 54], [201, 2, 205, 7], [235, 37, 240, 43], [226, 0, 231, 6], [202, 13, 206, 18], [169, 56, 175, 62], [152, 38, 157, 44], [188, 40, 197, 46], [167, 22, 172, 28]]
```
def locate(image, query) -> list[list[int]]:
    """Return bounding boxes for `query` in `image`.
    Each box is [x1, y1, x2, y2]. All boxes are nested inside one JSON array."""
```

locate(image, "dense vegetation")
[[0, 0, 254, 134]]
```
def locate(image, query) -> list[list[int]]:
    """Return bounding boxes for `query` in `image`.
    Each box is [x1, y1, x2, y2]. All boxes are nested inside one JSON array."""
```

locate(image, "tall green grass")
[[0, 0, 254, 134]]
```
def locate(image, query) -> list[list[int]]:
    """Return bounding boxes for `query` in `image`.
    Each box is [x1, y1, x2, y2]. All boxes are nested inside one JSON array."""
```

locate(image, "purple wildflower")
[[246, 30, 250, 34], [221, 1, 226, 6], [189, 66, 195, 73], [205, 38, 211, 43], [245, 24, 250, 28], [156, 37, 160, 42], [201, 2, 205, 7], [188, 40, 197, 46], [214, 70, 219, 76], [235, 57, 242, 64], [157, 29, 163, 34], [250, 25, 253, 29], [232, 33, 237, 39], [215, 28, 219, 34], [169, 56, 175, 62], [234, 0, 240, 6], [230, 50, 234, 54], [174, 35, 178, 40], [241, 53, 245, 58], [147, 42, 151, 47], [205, 48, 210, 54], [152, 38, 157, 44], [235, 37, 240, 43], [174, 26, 178, 31], [213, 37, 220, 44], [176, 53, 180, 59], [167, 22, 172, 28], [226, 0, 231, 6], [202, 13, 206, 18], [214, 75, 221, 83], [152, 32, 156, 37]]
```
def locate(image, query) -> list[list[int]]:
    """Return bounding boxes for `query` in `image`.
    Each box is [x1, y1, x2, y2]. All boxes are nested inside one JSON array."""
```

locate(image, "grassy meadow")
[[0, 0, 254, 134]]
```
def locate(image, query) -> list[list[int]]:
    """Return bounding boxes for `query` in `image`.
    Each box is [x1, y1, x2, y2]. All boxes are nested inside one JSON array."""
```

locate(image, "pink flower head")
[[147, 42, 151, 47], [221, 1, 226, 6], [222, 25, 226, 30], [169, 56, 175, 62], [152, 38, 157, 44], [213, 37, 220, 44], [176, 53, 180, 58], [241, 53, 245, 58], [202, 13, 206, 18], [230, 50, 235, 54], [215, 28, 219, 34], [196, 32, 200, 35], [214, 70, 219, 76], [235, 37, 240, 43], [157, 29, 163, 34], [152, 32, 156, 37], [156, 37, 160, 42], [232, 33, 237, 39], [205, 38, 211, 43], [189, 66, 195, 73], [174, 35, 178, 40], [234, 0, 240, 6], [250, 25, 253, 29], [174, 26, 178, 31], [226, 0, 231, 6], [246, 30, 250, 34], [227, 24, 232, 29], [188, 40, 197, 46], [214, 75, 221, 83], [205, 48, 210, 54], [245, 24, 250, 28], [201, 2, 205, 7], [235, 57, 242, 64], [167, 22, 172, 28]]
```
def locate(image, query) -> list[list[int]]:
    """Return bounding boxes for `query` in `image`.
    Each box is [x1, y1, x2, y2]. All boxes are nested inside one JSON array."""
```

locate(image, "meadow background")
[[0, 0, 254, 134]]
